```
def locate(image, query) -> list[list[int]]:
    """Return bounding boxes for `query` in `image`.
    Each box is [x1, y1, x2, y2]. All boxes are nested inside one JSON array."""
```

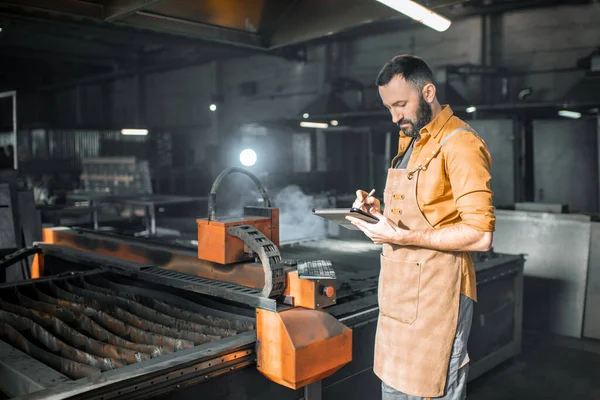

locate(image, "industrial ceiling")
[[0, 0, 594, 90]]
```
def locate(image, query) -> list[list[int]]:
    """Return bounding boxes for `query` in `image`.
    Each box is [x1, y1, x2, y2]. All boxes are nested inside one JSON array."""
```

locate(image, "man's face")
[[378, 74, 432, 138]]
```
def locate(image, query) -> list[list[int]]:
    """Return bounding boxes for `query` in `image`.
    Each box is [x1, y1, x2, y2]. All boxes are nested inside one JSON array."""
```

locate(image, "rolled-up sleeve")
[[445, 131, 496, 232]]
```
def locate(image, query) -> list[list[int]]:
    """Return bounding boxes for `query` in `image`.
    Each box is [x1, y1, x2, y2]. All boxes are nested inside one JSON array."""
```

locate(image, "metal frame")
[[136, 267, 281, 312], [0, 339, 69, 398], [104, 0, 167, 21], [0, 90, 17, 170], [17, 331, 256, 400]]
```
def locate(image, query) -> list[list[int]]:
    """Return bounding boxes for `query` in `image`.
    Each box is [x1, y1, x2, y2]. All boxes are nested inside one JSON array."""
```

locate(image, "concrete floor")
[[467, 331, 600, 400]]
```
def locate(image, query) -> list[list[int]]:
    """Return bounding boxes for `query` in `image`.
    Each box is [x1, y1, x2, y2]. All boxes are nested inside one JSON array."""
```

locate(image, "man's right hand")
[[352, 189, 381, 214]]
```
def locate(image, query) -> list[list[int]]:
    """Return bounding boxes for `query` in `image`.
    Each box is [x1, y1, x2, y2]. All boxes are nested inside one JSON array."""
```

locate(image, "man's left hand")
[[345, 210, 406, 245]]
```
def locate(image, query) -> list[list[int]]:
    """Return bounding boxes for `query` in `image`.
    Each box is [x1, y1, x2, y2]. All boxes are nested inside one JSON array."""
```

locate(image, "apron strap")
[[407, 126, 478, 180], [439, 126, 478, 146]]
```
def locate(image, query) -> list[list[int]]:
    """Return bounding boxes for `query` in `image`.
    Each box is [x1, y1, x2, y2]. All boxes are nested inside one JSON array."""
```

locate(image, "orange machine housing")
[[256, 307, 352, 389], [197, 209, 280, 265], [283, 271, 336, 309]]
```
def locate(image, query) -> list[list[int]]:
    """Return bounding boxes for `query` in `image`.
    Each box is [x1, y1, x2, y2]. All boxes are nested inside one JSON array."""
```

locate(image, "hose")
[[207, 167, 271, 221]]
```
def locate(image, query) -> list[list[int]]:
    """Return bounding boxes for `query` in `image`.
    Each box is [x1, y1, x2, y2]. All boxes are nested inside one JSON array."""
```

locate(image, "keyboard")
[[297, 260, 336, 280]]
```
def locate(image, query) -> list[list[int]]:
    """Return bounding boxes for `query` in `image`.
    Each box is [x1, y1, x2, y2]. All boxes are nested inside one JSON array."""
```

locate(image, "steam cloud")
[[273, 185, 329, 243], [215, 177, 331, 243]]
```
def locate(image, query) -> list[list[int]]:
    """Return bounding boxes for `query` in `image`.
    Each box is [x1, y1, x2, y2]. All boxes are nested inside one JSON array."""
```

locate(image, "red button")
[[323, 286, 335, 298]]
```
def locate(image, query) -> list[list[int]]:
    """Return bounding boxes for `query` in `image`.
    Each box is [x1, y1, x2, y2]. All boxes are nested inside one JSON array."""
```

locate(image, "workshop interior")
[[0, 0, 599, 399]]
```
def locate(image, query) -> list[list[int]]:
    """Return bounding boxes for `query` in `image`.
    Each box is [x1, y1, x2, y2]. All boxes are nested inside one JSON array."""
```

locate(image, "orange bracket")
[[256, 307, 352, 389]]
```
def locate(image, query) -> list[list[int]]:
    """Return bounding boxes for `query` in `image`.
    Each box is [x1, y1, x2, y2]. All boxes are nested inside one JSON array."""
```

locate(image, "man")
[[346, 55, 495, 400]]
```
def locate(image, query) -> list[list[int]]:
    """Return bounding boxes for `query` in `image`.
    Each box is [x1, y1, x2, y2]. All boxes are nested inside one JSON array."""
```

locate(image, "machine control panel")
[[281, 260, 337, 309], [297, 260, 337, 280]]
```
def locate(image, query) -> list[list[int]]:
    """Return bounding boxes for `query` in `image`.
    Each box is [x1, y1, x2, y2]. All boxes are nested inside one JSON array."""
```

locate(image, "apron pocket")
[[378, 254, 421, 324]]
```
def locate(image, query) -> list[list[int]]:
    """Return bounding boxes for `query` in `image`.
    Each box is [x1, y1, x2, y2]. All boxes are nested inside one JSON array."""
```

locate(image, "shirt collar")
[[399, 104, 454, 140]]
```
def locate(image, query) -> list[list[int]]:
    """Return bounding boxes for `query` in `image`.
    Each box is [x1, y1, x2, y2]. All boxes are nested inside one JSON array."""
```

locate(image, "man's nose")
[[392, 111, 403, 124]]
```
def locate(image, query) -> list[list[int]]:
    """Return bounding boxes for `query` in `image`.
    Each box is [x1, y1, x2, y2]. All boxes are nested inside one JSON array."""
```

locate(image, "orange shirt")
[[390, 105, 496, 301]]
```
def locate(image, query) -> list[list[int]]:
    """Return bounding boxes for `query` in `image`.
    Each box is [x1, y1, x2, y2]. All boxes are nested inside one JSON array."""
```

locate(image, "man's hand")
[[346, 208, 493, 252], [345, 209, 400, 244], [352, 189, 381, 214]]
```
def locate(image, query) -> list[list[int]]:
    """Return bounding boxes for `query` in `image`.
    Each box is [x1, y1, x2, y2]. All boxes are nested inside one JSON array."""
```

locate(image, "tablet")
[[312, 208, 379, 230]]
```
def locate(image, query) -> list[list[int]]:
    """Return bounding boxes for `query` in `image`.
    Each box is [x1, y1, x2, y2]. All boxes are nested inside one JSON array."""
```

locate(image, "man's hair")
[[376, 55, 434, 91]]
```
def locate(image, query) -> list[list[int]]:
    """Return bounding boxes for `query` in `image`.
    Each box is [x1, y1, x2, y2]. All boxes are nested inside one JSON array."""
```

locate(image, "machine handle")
[[208, 167, 271, 220]]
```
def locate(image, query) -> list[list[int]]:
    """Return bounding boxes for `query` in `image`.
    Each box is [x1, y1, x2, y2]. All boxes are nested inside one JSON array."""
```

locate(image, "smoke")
[[213, 176, 331, 242], [274, 185, 329, 243]]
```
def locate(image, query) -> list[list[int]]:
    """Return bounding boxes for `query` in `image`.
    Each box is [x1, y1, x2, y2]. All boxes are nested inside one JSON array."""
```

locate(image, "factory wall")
[[469, 120, 515, 207], [15, 3, 600, 207], [501, 5, 600, 103], [533, 119, 599, 213]]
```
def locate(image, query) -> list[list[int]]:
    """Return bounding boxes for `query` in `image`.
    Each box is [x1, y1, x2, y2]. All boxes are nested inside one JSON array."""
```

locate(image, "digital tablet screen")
[[312, 208, 379, 230]]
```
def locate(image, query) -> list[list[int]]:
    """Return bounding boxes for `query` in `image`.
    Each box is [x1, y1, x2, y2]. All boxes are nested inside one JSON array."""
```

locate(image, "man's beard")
[[397, 96, 432, 138]]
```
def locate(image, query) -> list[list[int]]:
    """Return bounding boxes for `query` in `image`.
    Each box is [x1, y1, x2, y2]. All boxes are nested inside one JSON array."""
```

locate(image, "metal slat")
[[71, 278, 234, 338], [87, 275, 255, 332], [0, 299, 149, 365], [79, 277, 253, 337], [0, 310, 125, 372], [0, 323, 101, 380], [45, 282, 195, 350], [18, 287, 163, 356], [31, 286, 182, 352]]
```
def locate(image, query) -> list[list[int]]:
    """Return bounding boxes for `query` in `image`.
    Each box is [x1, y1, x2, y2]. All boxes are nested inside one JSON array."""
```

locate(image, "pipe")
[[208, 167, 271, 221]]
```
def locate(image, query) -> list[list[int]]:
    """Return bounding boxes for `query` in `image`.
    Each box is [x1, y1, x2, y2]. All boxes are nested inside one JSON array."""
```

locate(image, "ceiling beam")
[[0, 12, 209, 49], [120, 11, 265, 49], [103, 0, 167, 22], [0, 0, 102, 19], [268, 0, 401, 48]]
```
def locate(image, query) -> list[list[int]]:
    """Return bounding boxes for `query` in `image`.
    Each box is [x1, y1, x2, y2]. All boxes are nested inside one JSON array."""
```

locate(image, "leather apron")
[[373, 127, 474, 398]]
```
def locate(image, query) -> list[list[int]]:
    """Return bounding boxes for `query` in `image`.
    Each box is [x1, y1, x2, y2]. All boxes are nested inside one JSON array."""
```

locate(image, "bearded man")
[[347, 55, 496, 400]]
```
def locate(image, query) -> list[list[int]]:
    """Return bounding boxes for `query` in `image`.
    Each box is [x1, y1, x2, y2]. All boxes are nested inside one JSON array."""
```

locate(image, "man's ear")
[[422, 83, 436, 104]]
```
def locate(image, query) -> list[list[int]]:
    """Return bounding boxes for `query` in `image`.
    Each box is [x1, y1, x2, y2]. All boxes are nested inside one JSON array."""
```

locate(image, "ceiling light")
[[375, 0, 451, 32], [300, 121, 329, 129], [121, 129, 148, 136], [558, 110, 581, 119], [209, 104, 217, 112], [466, 106, 477, 113], [330, 120, 339, 126], [239, 149, 257, 167], [302, 113, 310, 119]]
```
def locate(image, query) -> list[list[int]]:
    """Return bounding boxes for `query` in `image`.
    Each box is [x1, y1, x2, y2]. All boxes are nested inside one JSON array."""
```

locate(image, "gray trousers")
[[381, 294, 474, 400]]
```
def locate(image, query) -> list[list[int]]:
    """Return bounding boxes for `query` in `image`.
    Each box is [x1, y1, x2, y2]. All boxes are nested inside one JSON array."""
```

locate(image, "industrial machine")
[[0, 168, 526, 400]]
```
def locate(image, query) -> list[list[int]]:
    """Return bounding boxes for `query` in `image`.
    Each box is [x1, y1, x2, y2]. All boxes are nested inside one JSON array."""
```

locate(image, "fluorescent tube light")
[[300, 121, 329, 129], [375, 0, 451, 32], [466, 106, 477, 113], [121, 129, 148, 136], [558, 110, 581, 119]]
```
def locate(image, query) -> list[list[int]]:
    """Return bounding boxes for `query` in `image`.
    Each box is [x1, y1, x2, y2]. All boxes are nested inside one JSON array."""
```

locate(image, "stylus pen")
[[357, 189, 376, 209]]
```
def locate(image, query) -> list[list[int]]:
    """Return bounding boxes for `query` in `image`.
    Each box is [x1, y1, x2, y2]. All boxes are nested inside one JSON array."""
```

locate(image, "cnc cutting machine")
[[0, 168, 353, 399], [0, 168, 525, 400]]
